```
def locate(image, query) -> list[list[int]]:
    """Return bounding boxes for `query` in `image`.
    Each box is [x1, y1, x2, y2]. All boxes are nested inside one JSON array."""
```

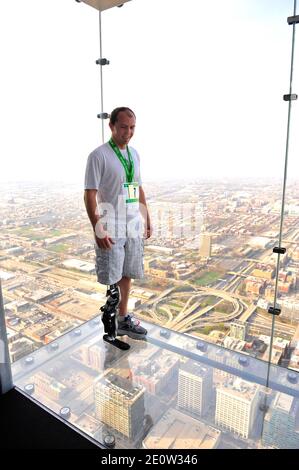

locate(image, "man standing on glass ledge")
[[84, 107, 152, 342]]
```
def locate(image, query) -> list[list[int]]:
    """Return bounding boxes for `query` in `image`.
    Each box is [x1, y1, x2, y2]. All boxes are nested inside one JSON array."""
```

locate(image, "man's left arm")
[[139, 186, 152, 239]]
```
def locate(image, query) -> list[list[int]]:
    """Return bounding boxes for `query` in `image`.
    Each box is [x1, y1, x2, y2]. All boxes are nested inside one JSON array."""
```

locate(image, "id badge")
[[123, 182, 139, 204]]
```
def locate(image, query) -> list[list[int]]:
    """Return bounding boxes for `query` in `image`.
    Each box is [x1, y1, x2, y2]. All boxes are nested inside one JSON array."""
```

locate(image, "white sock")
[[118, 314, 128, 322]]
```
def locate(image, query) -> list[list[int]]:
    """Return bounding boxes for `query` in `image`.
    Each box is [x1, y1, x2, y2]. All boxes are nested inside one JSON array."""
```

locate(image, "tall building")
[[9, 338, 35, 362], [262, 393, 299, 449], [199, 234, 212, 258], [132, 350, 179, 395], [79, 343, 103, 370], [94, 371, 145, 440], [87, 344, 102, 370], [33, 371, 67, 400], [178, 361, 213, 417], [215, 377, 259, 439], [230, 320, 248, 341]]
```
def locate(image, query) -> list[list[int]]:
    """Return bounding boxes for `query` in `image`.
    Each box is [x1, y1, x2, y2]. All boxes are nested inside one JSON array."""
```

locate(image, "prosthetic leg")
[[101, 284, 130, 350]]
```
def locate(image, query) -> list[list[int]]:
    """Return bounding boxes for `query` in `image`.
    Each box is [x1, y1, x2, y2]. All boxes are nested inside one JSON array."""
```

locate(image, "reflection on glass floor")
[[12, 319, 299, 449]]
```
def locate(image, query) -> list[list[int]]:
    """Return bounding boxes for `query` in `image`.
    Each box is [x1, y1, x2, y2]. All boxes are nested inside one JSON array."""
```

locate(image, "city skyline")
[[1, 176, 299, 449], [1, 178, 299, 364]]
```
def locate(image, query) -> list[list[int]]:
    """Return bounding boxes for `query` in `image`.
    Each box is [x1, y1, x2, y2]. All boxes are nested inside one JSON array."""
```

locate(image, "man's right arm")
[[84, 189, 99, 230], [84, 189, 115, 250]]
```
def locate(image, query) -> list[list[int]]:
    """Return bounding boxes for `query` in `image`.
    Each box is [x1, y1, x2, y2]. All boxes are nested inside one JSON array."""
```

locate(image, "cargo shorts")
[[95, 237, 144, 285]]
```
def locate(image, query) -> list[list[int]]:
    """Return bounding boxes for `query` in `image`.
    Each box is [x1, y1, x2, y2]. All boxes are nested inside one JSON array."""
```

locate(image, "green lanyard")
[[109, 138, 135, 183]]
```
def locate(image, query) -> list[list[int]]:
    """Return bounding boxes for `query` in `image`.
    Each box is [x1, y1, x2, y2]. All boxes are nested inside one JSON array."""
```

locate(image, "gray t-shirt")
[[84, 142, 143, 236]]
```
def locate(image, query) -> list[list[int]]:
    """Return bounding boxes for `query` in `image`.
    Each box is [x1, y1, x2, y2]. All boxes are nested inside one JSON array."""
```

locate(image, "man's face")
[[110, 112, 136, 148]]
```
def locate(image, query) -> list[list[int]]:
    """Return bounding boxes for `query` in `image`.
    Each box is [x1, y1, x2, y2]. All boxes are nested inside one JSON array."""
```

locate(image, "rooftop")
[[143, 407, 221, 449]]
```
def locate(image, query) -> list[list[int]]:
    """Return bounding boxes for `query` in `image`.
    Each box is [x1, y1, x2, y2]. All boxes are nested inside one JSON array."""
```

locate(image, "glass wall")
[[272, 1, 299, 378], [0, 1, 103, 364], [100, 0, 298, 373], [1, 0, 299, 450]]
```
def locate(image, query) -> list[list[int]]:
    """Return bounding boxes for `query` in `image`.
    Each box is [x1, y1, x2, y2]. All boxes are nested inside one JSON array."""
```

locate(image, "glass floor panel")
[[12, 318, 299, 449]]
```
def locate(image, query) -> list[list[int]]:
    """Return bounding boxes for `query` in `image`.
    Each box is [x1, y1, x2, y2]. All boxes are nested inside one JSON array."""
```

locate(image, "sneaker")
[[117, 314, 147, 340]]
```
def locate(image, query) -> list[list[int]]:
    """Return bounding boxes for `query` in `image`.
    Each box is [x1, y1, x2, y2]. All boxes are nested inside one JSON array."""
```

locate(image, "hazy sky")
[[0, 0, 298, 183]]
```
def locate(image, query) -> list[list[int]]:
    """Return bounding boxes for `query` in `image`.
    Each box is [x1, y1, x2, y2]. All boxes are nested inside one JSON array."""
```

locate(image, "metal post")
[[0, 280, 13, 394], [263, 0, 297, 408], [99, 10, 105, 143]]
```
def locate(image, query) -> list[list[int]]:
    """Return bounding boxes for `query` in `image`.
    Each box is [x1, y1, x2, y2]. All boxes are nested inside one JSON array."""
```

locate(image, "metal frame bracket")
[[273, 247, 286, 254], [97, 112, 110, 119], [287, 15, 299, 25], [96, 58, 110, 65], [268, 306, 281, 316], [283, 94, 298, 101]]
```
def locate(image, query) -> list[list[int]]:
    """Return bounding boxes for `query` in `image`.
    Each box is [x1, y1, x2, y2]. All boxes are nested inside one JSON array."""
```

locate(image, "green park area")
[[197, 323, 229, 335], [215, 300, 234, 314], [169, 301, 184, 310], [199, 296, 216, 307], [49, 229, 64, 237], [157, 306, 170, 320], [13, 228, 63, 241], [192, 271, 222, 286], [47, 244, 69, 253], [14, 228, 45, 240]]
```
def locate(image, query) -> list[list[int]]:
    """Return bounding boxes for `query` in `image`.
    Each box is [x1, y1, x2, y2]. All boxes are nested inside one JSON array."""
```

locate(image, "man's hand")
[[144, 220, 153, 240], [139, 187, 152, 240], [94, 223, 115, 250]]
